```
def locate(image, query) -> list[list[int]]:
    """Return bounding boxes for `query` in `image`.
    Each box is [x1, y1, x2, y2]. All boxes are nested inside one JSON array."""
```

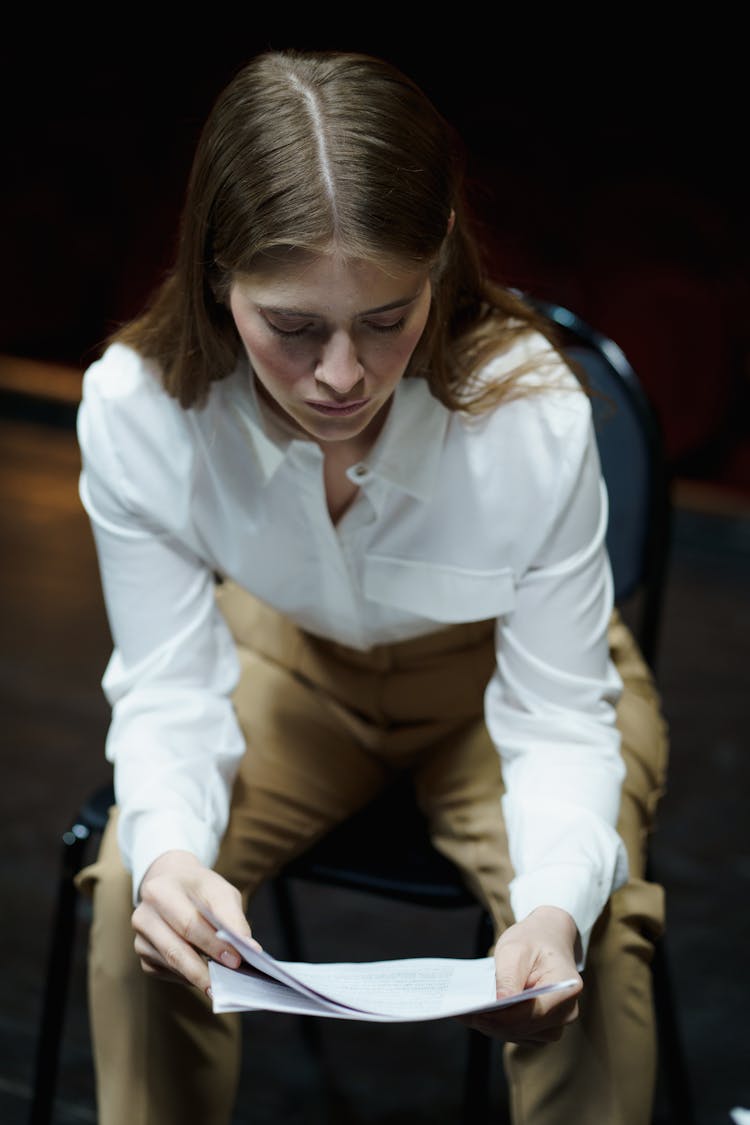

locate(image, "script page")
[[208, 920, 578, 1022]]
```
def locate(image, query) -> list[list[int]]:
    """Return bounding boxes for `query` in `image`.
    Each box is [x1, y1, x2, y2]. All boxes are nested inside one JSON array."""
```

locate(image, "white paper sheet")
[[207, 920, 578, 1023]]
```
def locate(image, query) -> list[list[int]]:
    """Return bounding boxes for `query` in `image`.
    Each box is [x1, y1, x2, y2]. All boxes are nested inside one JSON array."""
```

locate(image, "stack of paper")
[[208, 922, 578, 1023]]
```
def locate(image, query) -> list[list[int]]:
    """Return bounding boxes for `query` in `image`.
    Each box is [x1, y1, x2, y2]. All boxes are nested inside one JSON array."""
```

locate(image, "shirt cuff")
[[122, 809, 221, 904], [508, 854, 629, 968]]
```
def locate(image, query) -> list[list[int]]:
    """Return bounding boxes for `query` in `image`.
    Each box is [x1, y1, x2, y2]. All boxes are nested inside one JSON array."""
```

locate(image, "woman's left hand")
[[458, 906, 583, 1044]]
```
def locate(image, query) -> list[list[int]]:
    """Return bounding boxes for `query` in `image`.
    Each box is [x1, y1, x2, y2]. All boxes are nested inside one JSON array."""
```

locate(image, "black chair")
[[29, 784, 114, 1125], [29, 297, 693, 1125]]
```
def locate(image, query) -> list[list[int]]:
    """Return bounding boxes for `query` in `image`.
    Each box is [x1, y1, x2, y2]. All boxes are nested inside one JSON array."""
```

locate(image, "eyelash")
[[265, 321, 311, 338], [264, 317, 407, 338], [369, 317, 407, 334]]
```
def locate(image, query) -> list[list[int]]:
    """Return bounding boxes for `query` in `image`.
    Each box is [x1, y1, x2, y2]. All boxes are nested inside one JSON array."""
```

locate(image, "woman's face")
[[228, 252, 432, 451]]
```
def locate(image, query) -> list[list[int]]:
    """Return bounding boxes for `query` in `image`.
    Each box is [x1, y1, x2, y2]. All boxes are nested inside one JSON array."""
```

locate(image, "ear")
[[446, 209, 456, 236]]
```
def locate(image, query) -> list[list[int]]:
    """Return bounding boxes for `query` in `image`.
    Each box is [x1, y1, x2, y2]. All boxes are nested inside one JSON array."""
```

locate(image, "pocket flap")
[[363, 555, 515, 622]]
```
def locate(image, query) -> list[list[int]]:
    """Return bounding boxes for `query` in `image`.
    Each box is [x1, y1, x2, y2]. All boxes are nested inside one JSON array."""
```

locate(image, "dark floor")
[[1, 408, 749, 1125]]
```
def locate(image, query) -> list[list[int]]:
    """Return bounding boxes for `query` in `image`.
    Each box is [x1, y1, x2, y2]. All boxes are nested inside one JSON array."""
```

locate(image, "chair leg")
[[652, 936, 696, 1125], [270, 875, 305, 962], [29, 825, 92, 1125], [270, 876, 324, 1059], [463, 1029, 495, 1125], [461, 908, 506, 1124]]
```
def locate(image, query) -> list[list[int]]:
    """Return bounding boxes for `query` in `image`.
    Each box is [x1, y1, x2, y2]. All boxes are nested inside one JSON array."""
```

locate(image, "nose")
[[314, 331, 364, 397]]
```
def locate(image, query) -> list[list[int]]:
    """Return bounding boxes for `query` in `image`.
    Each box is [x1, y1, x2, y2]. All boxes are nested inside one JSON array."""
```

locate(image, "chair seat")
[[280, 777, 480, 908]]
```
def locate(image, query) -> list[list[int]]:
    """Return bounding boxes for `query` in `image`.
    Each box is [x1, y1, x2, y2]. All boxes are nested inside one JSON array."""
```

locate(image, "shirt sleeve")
[[484, 388, 629, 963], [77, 350, 247, 900]]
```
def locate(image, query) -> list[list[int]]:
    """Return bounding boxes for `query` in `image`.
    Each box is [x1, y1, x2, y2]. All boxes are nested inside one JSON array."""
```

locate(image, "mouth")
[[305, 399, 370, 417]]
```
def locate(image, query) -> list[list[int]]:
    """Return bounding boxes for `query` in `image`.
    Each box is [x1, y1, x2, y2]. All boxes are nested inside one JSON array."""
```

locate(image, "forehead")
[[232, 251, 429, 311]]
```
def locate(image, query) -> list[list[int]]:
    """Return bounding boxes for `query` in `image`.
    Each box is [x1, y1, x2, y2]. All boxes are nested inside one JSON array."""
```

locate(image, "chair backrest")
[[524, 296, 673, 669]]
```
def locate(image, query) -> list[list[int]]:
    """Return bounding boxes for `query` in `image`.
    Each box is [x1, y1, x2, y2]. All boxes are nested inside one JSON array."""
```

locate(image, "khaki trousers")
[[79, 585, 668, 1125]]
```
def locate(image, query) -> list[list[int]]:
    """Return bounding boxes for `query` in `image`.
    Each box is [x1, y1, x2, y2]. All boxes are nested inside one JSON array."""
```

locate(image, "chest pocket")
[[363, 555, 516, 623]]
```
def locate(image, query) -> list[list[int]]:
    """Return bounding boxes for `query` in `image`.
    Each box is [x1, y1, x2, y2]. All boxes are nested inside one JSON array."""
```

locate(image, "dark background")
[[1, 22, 748, 495], [1, 19, 748, 1125]]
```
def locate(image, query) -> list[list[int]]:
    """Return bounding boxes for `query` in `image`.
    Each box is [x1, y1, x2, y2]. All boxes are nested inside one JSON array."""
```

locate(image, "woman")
[[76, 48, 668, 1125]]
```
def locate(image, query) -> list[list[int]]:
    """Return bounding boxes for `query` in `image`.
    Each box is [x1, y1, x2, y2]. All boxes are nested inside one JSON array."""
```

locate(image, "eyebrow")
[[259, 290, 423, 318]]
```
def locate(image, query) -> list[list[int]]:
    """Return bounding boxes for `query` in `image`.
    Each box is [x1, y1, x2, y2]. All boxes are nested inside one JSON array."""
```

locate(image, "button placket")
[[292, 446, 367, 648]]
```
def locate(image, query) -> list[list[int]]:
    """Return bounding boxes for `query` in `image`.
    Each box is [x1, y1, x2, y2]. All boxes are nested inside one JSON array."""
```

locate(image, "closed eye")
[[262, 313, 316, 337], [268, 323, 313, 337], [263, 313, 407, 337], [363, 316, 407, 334]]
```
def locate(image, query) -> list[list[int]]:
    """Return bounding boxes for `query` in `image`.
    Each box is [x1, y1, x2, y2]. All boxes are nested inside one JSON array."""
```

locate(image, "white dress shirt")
[[77, 331, 628, 957]]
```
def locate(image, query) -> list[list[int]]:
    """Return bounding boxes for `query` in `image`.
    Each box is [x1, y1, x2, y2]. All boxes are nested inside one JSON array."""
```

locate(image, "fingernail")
[[220, 949, 239, 966], [206, 987, 213, 999]]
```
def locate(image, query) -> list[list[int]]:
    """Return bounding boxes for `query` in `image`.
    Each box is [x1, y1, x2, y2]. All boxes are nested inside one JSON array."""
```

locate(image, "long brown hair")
[[113, 49, 563, 410]]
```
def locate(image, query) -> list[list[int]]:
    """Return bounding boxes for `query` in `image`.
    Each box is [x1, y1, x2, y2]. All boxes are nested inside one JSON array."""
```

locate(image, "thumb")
[[493, 944, 531, 999], [194, 883, 262, 951]]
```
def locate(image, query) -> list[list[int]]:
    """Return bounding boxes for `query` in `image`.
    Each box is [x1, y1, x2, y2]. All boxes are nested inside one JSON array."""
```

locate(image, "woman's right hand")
[[132, 849, 258, 994]]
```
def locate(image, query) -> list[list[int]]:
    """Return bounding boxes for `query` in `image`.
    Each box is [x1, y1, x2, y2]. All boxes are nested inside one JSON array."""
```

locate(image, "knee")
[[79, 853, 141, 979]]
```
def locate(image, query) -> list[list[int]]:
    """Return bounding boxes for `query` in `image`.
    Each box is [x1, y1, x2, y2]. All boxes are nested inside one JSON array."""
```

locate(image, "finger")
[[457, 990, 581, 1042], [176, 907, 247, 970], [185, 879, 262, 964], [502, 989, 580, 1028], [134, 933, 192, 985], [132, 905, 213, 991], [492, 948, 530, 1001], [459, 1013, 568, 1044], [133, 931, 170, 972], [490, 982, 581, 1041], [138, 879, 247, 970], [513, 991, 580, 1034]]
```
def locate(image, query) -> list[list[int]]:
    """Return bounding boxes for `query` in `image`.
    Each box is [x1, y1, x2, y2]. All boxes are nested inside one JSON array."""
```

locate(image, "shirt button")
[[352, 463, 369, 479]]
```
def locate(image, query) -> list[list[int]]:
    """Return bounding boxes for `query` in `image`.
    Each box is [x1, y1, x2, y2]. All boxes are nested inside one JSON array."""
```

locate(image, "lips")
[[305, 399, 370, 416]]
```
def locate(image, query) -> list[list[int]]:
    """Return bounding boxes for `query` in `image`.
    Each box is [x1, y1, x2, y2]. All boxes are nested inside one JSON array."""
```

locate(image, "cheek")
[[236, 323, 307, 385], [382, 319, 429, 373], [404, 320, 429, 357]]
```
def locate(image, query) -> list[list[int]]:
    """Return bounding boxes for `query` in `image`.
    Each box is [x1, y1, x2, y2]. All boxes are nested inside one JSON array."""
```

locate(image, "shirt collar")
[[222, 361, 295, 484], [222, 362, 449, 500], [366, 377, 449, 501]]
